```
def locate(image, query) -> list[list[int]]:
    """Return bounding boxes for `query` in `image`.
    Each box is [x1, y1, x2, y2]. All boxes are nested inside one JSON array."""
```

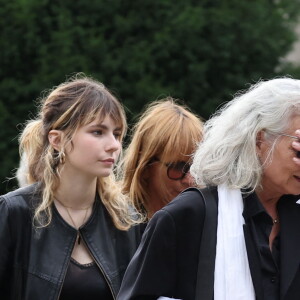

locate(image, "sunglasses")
[[154, 160, 191, 180]]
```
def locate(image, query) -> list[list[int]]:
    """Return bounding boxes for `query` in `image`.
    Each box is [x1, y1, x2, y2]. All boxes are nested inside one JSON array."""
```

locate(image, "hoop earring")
[[59, 151, 66, 164]]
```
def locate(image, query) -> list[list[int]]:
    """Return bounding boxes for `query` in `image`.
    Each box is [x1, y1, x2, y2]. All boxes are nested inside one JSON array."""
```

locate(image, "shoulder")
[[151, 187, 217, 231], [0, 185, 41, 252], [0, 183, 41, 212], [162, 186, 217, 218]]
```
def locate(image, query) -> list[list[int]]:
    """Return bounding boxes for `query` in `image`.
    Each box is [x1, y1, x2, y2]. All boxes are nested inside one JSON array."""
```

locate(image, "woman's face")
[[64, 116, 122, 179], [258, 115, 300, 200], [145, 159, 194, 215]]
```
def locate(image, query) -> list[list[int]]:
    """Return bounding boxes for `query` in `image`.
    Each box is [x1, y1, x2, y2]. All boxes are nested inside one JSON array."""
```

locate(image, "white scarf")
[[214, 184, 255, 300]]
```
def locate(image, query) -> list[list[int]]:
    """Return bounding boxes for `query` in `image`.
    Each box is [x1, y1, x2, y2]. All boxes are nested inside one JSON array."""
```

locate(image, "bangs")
[[139, 104, 203, 164], [159, 121, 202, 163], [72, 88, 126, 137], [81, 103, 125, 130]]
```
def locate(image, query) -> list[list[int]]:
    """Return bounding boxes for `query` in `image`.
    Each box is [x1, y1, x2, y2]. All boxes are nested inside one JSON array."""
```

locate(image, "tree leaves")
[[1, 0, 300, 193]]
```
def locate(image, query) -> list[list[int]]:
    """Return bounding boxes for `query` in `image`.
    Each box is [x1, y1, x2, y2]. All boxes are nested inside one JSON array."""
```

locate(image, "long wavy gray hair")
[[191, 77, 300, 190]]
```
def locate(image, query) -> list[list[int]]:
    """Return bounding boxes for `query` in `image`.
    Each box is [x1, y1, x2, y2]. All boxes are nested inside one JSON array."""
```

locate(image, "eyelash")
[[92, 130, 121, 139], [114, 132, 122, 139]]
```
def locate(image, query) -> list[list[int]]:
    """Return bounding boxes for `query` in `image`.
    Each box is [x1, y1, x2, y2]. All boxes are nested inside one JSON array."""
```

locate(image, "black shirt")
[[243, 192, 280, 300], [59, 258, 113, 300]]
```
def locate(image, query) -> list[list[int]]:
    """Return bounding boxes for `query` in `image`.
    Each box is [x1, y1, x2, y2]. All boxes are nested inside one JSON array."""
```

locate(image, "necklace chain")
[[55, 198, 93, 244], [64, 205, 89, 229], [55, 198, 93, 210]]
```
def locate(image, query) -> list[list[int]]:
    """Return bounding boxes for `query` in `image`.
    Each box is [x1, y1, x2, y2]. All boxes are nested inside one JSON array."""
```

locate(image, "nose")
[[105, 135, 121, 153], [181, 172, 194, 187]]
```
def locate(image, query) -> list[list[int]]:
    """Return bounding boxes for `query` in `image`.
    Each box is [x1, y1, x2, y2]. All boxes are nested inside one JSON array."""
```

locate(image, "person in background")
[[121, 98, 203, 219], [0, 74, 143, 300], [117, 78, 300, 300]]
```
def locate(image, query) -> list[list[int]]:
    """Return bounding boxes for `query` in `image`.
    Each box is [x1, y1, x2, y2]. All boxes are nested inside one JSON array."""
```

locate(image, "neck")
[[55, 174, 98, 209], [146, 193, 168, 219], [255, 188, 280, 221]]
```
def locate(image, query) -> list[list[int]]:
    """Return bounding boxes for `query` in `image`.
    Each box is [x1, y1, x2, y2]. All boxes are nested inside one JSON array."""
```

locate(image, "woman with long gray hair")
[[117, 77, 300, 300]]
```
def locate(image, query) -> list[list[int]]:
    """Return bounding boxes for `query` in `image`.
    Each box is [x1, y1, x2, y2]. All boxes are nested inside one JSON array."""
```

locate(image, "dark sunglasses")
[[164, 161, 191, 180]]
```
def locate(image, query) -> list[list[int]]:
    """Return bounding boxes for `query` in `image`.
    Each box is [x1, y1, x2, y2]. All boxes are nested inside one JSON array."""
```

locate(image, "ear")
[[256, 130, 265, 155], [48, 130, 63, 151]]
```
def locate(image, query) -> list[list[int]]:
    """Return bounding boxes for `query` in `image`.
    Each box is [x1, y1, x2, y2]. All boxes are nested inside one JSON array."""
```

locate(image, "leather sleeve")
[[0, 197, 12, 295], [117, 209, 177, 300]]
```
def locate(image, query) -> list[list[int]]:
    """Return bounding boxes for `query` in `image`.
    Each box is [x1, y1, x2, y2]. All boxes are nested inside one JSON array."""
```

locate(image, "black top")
[[60, 258, 113, 300], [243, 192, 280, 300]]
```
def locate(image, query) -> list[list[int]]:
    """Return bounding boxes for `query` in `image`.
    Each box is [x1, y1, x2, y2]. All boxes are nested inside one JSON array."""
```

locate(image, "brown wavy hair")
[[19, 73, 141, 230]]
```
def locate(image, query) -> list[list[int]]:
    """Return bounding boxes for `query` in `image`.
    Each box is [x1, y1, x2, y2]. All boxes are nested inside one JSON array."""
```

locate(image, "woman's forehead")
[[85, 112, 123, 127], [159, 152, 192, 163]]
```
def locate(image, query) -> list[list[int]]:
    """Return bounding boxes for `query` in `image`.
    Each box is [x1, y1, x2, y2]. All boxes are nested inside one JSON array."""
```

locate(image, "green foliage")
[[280, 63, 300, 79], [1, 0, 300, 194]]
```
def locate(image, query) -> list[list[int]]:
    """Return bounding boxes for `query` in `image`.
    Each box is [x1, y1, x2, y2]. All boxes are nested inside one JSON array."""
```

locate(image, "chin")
[[101, 172, 112, 178], [95, 171, 112, 178]]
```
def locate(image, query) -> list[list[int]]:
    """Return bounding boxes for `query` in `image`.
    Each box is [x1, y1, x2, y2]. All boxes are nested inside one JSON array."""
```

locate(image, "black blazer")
[[117, 188, 300, 300]]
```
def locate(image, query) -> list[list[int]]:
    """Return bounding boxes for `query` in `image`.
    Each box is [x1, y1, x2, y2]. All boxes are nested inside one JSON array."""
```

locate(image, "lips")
[[101, 158, 115, 164]]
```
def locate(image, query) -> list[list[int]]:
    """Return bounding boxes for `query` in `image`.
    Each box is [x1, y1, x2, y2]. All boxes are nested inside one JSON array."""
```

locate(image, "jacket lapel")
[[279, 197, 300, 299]]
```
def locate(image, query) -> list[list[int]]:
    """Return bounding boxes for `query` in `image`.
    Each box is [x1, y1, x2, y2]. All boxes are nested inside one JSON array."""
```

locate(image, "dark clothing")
[[243, 192, 280, 300], [0, 184, 143, 300], [118, 189, 207, 300], [60, 258, 113, 300], [117, 187, 300, 300]]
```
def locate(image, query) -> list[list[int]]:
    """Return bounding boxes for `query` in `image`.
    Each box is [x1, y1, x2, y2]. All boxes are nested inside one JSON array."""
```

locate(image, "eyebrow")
[[88, 124, 122, 131]]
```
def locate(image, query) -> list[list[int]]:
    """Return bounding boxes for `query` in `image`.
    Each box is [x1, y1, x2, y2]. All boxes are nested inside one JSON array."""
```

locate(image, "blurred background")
[[1, 0, 300, 194]]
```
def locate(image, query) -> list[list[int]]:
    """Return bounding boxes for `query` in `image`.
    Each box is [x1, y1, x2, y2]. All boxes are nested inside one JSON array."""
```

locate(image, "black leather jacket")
[[0, 184, 143, 300]]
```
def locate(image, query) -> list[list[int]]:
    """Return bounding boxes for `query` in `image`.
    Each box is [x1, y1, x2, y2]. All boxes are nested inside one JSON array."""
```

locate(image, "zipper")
[[56, 232, 77, 300], [79, 231, 116, 300]]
